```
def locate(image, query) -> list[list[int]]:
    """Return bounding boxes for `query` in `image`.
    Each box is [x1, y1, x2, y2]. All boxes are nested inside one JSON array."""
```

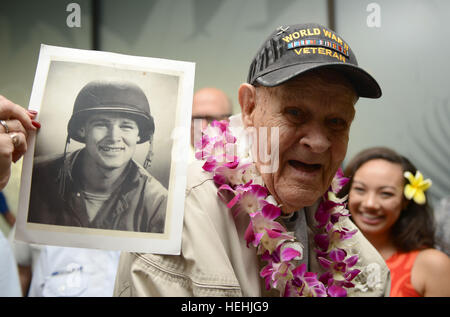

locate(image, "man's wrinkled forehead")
[[263, 70, 358, 104]]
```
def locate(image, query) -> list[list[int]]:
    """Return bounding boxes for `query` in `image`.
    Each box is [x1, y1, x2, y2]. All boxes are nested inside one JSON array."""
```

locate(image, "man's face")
[[191, 88, 232, 146], [243, 71, 357, 213], [81, 112, 140, 170]]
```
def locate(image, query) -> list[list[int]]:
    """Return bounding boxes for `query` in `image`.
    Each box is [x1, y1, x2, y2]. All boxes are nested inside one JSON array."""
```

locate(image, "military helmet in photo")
[[67, 80, 155, 144]]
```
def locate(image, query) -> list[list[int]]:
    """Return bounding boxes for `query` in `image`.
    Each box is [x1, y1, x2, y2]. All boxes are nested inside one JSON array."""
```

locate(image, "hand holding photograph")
[[15, 44, 195, 254]]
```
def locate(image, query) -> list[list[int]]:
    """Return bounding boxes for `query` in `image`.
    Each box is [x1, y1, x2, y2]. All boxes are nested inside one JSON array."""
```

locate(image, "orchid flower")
[[245, 204, 295, 254], [314, 226, 357, 255], [330, 167, 349, 193], [260, 243, 303, 292], [195, 120, 236, 163], [317, 248, 360, 296], [213, 161, 251, 186], [217, 182, 268, 218], [284, 264, 327, 297], [261, 259, 293, 293]]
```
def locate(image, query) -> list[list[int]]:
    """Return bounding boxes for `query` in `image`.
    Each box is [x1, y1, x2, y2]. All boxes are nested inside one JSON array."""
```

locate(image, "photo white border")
[[15, 44, 195, 254]]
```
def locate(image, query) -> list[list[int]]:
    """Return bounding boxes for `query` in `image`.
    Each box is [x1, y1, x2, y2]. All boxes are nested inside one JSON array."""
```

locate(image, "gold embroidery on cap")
[[281, 27, 350, 62]]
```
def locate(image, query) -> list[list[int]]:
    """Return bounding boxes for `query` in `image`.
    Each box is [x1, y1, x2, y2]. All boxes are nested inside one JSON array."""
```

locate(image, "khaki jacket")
[[114, 161, 390, 297]]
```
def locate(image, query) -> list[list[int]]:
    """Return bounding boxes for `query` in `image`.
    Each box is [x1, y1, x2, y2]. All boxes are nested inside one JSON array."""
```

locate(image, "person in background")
[[10, 230, 121, 297], [0, 191, 16, 227], [9, 231, 43, 296], [434, 196, 450, 257], [0, 94, 40, 296], [190, 87, 232, 160], [342, 146, 450, 297], [26, 245, 120, 297], [0, 229, 22, 296]]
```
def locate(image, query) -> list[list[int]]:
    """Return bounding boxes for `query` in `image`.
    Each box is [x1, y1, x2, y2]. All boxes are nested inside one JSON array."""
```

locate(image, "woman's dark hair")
[[340, 146, 435, 252]]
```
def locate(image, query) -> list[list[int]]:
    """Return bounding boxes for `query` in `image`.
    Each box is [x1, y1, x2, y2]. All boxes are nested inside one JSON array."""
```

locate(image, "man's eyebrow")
[[89, 118, 109, 123], [121, 118, 137, 123], [90, 118, 115, 126]]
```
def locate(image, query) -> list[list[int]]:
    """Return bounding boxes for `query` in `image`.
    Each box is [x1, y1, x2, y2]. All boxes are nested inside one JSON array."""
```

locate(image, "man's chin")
[[97, 160, 129, 171], [278, 189, 323, 213]]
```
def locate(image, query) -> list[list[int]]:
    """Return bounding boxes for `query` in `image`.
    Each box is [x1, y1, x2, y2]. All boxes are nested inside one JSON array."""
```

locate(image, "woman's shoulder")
[[416, 248, 450, 269], [412, 248, 450, 296]]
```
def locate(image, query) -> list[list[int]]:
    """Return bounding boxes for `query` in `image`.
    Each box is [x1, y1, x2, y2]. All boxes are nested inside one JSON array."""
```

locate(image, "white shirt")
[[28, 246, 120, 297], [0, 230, 22, 296]]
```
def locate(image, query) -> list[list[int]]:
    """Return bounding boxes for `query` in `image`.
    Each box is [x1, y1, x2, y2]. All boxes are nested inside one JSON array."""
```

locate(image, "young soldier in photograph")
[[28, 80, 167, 233]]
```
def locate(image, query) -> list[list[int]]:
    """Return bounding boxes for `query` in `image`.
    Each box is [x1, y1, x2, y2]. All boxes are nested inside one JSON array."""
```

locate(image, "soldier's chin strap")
[[58, 135, 71, 199], [143, 135, 154, 170]]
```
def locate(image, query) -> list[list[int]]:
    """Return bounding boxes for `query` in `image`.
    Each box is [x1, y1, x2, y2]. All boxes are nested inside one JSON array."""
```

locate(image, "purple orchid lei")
[[194, 119, 361, 297]]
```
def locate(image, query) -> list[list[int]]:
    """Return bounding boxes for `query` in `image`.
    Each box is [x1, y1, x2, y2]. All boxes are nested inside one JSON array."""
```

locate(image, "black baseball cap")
[[247, 23, 381, 98]]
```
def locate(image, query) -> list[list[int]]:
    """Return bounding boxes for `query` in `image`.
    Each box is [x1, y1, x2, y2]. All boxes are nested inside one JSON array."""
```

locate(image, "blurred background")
[[1, 0, 449, 235]]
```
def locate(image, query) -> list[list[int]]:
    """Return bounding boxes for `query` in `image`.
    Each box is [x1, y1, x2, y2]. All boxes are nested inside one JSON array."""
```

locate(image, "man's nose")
[[107, 124, 122, 140], [299, 123, 331, 153]]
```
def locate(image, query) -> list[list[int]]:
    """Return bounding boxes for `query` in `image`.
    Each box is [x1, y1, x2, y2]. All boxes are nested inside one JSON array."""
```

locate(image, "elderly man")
[[114, 23, 390, 297], [27, 80, 167, 233]]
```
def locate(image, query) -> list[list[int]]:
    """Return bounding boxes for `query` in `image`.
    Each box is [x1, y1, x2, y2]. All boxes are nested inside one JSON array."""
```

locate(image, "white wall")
[[335, 0, 450, 205], [99, 0, 328, 113]]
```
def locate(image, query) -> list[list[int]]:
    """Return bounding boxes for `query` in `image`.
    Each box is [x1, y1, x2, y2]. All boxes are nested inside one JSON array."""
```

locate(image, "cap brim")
[[255, 62, 382, 99]]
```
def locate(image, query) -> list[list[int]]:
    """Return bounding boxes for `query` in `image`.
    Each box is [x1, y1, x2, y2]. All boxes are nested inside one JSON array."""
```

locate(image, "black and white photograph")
[[15, 44, 195, 254]]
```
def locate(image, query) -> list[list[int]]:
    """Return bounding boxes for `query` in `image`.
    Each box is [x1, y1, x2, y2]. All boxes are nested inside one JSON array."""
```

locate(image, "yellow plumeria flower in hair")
[[403, 171, 432, 205]]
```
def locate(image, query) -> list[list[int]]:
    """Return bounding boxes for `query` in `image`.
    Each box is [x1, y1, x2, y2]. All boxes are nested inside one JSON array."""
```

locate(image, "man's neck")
[[79, 152, 128, 194]]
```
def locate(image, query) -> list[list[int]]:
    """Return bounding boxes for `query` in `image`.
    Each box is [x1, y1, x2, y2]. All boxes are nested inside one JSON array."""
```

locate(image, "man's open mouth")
[[288, 160, 322, 172], [99, 146, 125, 152]]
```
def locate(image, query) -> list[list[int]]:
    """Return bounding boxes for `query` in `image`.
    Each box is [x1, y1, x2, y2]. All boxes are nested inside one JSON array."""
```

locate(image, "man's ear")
[[238, 83, 257, 128], [78, 127, 86, 139]]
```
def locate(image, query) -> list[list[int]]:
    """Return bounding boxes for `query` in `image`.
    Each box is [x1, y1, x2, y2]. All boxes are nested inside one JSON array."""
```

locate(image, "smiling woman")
[[341, 146, 450, 297], [349, 159, 405, 237]]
